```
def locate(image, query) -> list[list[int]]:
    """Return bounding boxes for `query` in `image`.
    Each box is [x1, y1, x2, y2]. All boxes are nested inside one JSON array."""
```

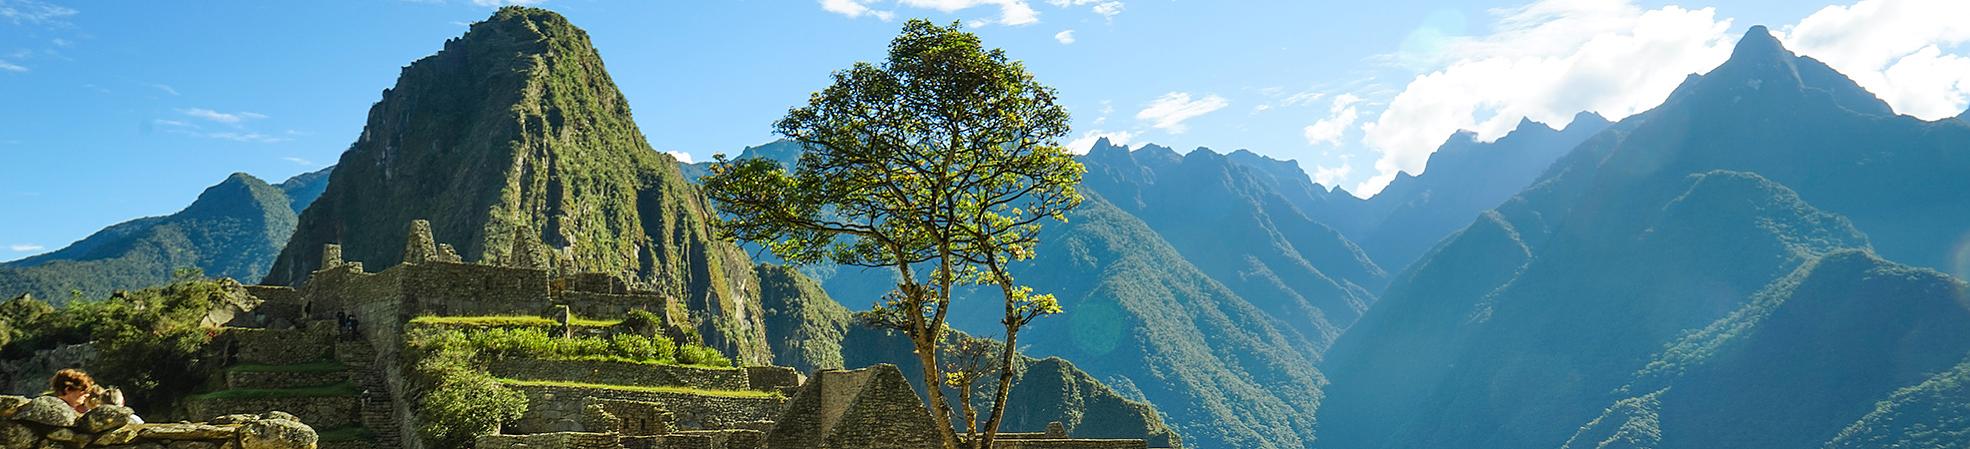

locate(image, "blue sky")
[[2, 0, 1966, 262]]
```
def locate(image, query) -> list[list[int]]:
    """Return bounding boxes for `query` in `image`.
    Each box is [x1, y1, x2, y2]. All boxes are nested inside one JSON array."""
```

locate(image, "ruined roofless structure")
[[228, 220, 1160, 449]]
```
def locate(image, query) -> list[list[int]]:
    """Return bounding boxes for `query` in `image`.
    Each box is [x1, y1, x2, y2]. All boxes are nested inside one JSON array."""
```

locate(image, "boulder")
[[0, 395, 29, 418], [94, 424, 141, 445], [44, 427, 89, 444], [0, 420, 38, 449], [80, 405, 136, 433], [261, 411, 300, 423], [237, 418, 316, 449], [14, 396, 79, 427], [136, 423, 236, 440], [208, 414, 260, 425]]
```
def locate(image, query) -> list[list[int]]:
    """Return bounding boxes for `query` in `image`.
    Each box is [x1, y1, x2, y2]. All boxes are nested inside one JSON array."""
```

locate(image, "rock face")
[[261, 7, 771, 363], [0, 397, 315, 449]]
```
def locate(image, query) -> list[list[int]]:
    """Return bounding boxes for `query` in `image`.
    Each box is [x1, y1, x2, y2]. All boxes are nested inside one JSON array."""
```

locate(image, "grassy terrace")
[[190, 382, 362, 400], [409, 314, 624, 328], [498, 378, 781, 399], [226, 360, 347, 373]]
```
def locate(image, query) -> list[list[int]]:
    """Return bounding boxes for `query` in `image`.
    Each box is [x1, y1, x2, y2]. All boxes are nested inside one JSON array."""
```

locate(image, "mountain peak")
[[1735, 25, 1783, 56], [1569, 111, 1610, 130]]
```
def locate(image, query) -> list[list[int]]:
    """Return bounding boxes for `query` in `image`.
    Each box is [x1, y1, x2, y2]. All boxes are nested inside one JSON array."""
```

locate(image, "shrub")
[[678, 344, 732, 368]]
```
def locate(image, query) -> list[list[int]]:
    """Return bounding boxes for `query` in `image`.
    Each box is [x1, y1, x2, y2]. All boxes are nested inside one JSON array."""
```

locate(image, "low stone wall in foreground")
[[1, 396, 316, 449]]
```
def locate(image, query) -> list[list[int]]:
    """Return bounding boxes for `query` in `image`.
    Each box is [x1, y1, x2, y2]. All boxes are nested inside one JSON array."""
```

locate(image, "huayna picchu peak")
[[261, 7, 775, 365]]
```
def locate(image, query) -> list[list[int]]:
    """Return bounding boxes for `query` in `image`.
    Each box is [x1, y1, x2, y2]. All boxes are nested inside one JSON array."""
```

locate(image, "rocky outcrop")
[[0, 400, 316, 449]]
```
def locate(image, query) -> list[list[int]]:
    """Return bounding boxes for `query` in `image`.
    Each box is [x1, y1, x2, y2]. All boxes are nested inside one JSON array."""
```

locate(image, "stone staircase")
[[338, 339, 404, 449]]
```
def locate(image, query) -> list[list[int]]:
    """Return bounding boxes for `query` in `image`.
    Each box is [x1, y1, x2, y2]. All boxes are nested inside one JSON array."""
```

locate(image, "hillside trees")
[[701, 19, 1082, 449]]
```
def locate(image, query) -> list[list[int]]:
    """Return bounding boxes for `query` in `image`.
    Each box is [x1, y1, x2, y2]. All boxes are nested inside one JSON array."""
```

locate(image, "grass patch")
[[499, 378, 780, 399], [226, 360, 347, 373], [315, 426, 377, 442], [410, 314, 623, 328], [545, 355, 740, 370], [190, 382, 361, 400]]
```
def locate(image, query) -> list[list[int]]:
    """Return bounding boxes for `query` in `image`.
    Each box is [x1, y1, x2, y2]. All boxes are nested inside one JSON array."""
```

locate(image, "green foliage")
[[227, 360, 348, 373], [702, 19, 1082, 447], [0, 278, 236, 414], [677, 344, 731, 368], [497, 378, 779, 399], [403, 327, 528, 448]]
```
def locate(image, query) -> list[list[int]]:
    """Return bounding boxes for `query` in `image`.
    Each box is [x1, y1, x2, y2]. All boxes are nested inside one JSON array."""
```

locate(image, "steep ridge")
[[1823, 356, 1970, 449], [1563, 250, 1970, 449], [1318, 25, 1970, 449], [0, 171, 317, 301], [263, 7, 771, 364], [1350, 113, 1610, 271], [1079, 139, 1382, 350]]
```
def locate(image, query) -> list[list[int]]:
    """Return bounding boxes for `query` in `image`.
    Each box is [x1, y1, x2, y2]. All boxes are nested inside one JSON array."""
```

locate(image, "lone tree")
[[702, 19, 1082, 449]]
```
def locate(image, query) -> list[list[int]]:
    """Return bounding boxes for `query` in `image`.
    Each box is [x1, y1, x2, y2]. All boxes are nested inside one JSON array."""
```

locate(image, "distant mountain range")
[[12, 12, 1970, 449], [1318, 25, 1970, 449], [0, 168, 329, 302]]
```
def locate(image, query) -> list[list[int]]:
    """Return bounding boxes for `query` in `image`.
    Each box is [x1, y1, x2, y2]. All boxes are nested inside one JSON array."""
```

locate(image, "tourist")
[[49, 369, 95, 414], [91, 387, 143, 423]]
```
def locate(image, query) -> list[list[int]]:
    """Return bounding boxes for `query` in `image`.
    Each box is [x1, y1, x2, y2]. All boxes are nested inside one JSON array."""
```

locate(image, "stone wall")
[[225, 369, 349, 390], [989, 440, 1148, 449], [187, 395, 360, 429], [220, 327, 333, 365], [400, 262, 552, 317], [510, 385, 786, 434], [581, 398, 673, 436], [620, 429, 764, 449], [742, 366, 800, 393], [766, 364, 940, 449], [476, 431, 623, 449], [0, 399, 315, 449], [489, 359, 749, 391]]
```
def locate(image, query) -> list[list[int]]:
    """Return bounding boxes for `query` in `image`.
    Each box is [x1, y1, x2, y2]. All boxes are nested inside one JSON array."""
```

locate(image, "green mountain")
[[1318, 26, 1970, 449], [693, 143, 1340, 449], [1563, 250, 1970, 449], [0, 168, 329, 302], [1342, 113, 1610, 271], [261, 7, 772, 364], [1078, 140, 1382, 351], [754, 262, 1183, 446]]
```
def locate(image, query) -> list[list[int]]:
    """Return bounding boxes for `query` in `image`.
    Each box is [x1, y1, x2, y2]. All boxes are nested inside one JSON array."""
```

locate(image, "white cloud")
[[1782, 0, 1970, 120], [1353, 0, 1734, 195], [1135, 92, 1228, 133], [1280, 91, 1327, 107], [1055, 29, 1075, 44], [1047, 0, 1122, 18], [664, 151, 695, 164], [1303, 94, 1363, 146], [1064, 129, 1136, 155], [1091, 1, 1123, 19], [899, 0, 1039, 26], [206, 132, 289, 144], [468, 0, 546, 6], [0, 0, 77, 26], [1311, 162, 1354, 187], [820, 0, 895, 21], [8, 244, 45, 252], [0, 59, 24, 73], [179, 108, 267, 124], [1092, 100, 1114, 125], [150, 83, 180, 96], [154, 119, 192, 128], [283, 156, 314, 166]]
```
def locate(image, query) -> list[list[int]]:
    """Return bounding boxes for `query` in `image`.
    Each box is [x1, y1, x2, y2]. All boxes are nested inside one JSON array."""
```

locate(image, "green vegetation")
[[226, 360, 348, 373], [0, 276, 238, 415], [498, 378, 780, 399], [703, 19, 1081, 449], [190, 382, 361, 400], [409, 314, 621, 328], [404, 325, 528, 448]]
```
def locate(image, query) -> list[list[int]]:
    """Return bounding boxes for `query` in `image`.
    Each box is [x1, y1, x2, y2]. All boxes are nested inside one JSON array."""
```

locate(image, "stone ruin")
[[200, 220, 1163, 449], [1, 396, 315, 449]]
